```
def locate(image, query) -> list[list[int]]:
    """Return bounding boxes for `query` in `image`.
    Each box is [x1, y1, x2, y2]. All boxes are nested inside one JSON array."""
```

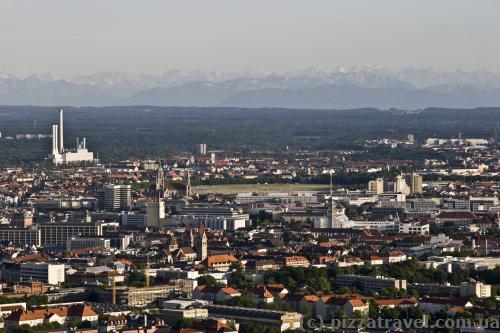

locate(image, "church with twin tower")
[[49, 108, 95, 165]]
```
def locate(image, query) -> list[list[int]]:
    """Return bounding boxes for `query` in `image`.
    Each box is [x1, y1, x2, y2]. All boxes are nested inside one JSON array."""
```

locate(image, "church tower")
[[195, 226, 208, 261], [156, 160, 165, 196], [146, 161, 166, 228]]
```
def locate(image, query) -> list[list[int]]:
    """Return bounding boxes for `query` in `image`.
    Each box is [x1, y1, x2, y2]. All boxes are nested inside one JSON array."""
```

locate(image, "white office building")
[[399, 221, 430, 235], [20, 262, 65, 285]]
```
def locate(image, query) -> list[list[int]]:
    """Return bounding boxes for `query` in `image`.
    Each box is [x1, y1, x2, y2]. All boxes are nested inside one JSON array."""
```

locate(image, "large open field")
[[193, 183, 330, 194]]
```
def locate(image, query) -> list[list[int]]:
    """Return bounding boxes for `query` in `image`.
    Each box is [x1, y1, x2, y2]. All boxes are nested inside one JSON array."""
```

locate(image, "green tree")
[[127, 270, 146, 287], [197, 275, 219, 286]]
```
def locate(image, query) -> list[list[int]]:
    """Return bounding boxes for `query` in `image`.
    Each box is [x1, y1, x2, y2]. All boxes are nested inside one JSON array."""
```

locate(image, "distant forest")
[[0, 106, 499, 166]]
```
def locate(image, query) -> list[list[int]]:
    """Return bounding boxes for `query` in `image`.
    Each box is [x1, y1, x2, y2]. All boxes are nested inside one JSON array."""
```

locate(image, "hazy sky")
[[1, 0, 500, 76]]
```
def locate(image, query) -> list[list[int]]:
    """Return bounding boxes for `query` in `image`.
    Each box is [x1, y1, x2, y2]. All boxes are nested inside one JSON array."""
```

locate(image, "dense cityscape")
[[0, 106, 499, 333], [2, 1, 500, 332]]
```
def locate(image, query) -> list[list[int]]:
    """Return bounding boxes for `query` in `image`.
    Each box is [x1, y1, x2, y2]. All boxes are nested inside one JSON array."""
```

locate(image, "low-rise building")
[[66, 237, 111, 251], [335, 275, 407, 293], [5, 304, 98, 328], [192, 285, 241, 302], [206, 305, 302, 332], [419, 297, 473, 314], [460, 281, 491, 298]]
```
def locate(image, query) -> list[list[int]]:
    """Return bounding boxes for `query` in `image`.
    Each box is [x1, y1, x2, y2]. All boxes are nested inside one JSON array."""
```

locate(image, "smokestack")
[[82, 137, 86, 149], [76, 137, 79, 148], [52, 125, 59, 155], [59, 108, 64, 153]]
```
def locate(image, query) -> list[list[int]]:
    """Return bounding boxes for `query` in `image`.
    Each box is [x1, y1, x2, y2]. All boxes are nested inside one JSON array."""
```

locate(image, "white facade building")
[[20, 262, 65, 285], [49, 109, 94, 165], [399, 222, 430, 235]]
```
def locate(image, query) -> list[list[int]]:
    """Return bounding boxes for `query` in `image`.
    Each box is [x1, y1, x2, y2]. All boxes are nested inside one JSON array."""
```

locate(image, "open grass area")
[[193, 183, 330, 194]]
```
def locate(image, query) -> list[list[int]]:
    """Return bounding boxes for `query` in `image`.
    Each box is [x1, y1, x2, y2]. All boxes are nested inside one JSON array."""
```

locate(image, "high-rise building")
[[394, 175, 411, 195], [199, 143, 207, 155], [97, 185, 132, 211], [410, 172, 423, 195], [368, 178, 384, 194]]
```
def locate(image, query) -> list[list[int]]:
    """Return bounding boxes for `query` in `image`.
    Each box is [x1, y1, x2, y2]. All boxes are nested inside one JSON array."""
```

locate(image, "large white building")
[[394, 175, 411, 195], [49, 108, 94, 165], [235, 191, 318, 204], [166, 206, 249, 231], [20, 262, 65, 285], [399, 221, 430, 235], [314, 197, 398, 232]]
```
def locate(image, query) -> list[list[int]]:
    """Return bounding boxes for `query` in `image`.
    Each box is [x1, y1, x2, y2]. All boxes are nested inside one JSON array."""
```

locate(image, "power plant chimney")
[[58, 108, 64, 153], [52, 125, 59, 155]]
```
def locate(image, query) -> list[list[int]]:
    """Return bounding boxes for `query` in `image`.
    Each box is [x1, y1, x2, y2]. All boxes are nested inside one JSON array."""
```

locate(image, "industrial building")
[[206, 305, 302, 332], [49, 108, 94, 165]]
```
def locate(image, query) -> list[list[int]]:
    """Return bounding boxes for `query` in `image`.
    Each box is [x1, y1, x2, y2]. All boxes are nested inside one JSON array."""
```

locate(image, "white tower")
[[58, 108, 64, 153], [52, 125, 59, 155], [327, 171, 337, 228]]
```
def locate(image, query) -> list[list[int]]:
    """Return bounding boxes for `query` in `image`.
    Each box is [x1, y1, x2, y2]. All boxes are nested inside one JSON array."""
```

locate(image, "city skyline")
[[1, 1, 500, 330]]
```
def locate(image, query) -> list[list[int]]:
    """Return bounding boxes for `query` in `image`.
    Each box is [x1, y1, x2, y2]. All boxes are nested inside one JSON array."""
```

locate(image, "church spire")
[[156, 159, 165, 197]]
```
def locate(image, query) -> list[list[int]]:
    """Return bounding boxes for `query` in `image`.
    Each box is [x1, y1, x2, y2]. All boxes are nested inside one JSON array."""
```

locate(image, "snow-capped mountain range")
[[1, 67, 500, 109]]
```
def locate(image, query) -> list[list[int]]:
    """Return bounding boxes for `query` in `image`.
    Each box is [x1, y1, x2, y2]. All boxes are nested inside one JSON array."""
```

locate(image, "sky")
[[1, 0, 500, 77]]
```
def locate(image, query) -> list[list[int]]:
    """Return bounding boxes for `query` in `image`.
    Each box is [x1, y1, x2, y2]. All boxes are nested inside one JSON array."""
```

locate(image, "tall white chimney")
[[52, 125, 59, 155], [59, 108, 64, 153], [82, 137, 86, 149]]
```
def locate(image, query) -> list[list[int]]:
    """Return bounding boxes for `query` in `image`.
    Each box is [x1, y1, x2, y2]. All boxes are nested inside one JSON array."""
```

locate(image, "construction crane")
[[112, 279, 116, 305]]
